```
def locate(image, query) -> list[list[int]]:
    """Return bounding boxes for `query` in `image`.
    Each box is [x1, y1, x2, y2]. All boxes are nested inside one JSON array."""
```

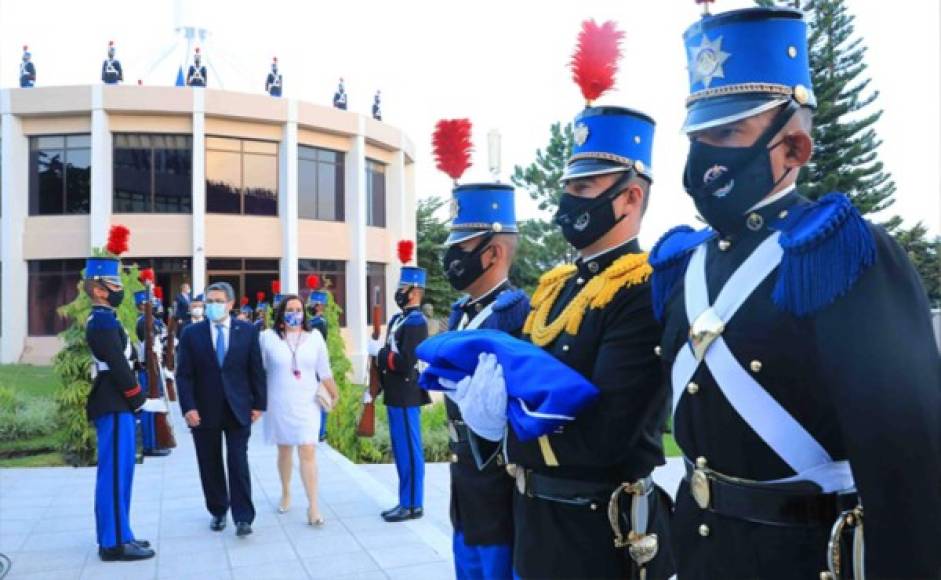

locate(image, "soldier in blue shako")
[[333, 77, 348, 110], [454, 21, 674, 579], [372, 90, 382, 121], [265, 57, 282, 97], [101, 41, 123, 85], [84, 227, 166, 562], [19, 45, 36, 88], [134, 289, 171, 457], [434, 119, 530, 580], [186, 48, 207, 87], [651, 5, 941, 579], [366, 242, 430, 522], [305, 285, 330, 441]]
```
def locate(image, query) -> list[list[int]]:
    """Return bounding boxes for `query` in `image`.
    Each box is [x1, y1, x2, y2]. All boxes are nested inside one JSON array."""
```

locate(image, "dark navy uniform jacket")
[[307, 315, 327, 340], [101, 59, 123, 84], [266, 72, 282, 97], [187, 65, 207, 87], [86, 305, 146, 419], [655, 193, 941, 579], [377, 306, 430, 408], [446, 283, 529, 546], [19, 61, 36, 87]]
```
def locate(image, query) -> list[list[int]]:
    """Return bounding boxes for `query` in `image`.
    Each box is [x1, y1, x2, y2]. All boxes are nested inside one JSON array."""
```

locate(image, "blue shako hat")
[[308, 291, 328, 305], [85, 258, 122, 286], [562, 20, 655, 182], [446, 183, 518, 246], [564, 106, 655, 182], [134, 290, 148, 306], [682, 7, 815, 134], [399, 267, 426, 288]]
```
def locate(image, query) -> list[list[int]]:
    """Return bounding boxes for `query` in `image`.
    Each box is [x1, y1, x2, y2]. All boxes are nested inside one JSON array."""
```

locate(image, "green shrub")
[[0, 385, 17, 413], [367, 398, 450, 463], [0, 396, 57, 442]]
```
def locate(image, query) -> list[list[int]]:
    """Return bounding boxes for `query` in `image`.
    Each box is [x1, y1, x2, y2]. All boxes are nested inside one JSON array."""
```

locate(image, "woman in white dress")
[[259, 294, 339, 525]]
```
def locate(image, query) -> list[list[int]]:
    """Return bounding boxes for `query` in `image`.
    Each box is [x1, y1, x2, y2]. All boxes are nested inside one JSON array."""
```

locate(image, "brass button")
[[576, 277, 585, 285], [749, 360, 762, 373], [746, 213, 764, 231], [450, 453, 458, 463], [654, 345, 662, 357], [687, 382, 700, 395], [588, 262, 599, 274], [779, 210, 789, 219], [717, 239, 731, 251], [562, 345, 570, 352], [590, 503, 598, 511], [698, 524, 710, 537], [695, 456, 707, 469], [820, 573, 835, 580]]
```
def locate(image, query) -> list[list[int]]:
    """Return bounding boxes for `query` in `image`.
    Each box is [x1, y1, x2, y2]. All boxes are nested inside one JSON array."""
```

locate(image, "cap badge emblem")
[[689, 34, 730, 89], [574, 123, 590, 146]]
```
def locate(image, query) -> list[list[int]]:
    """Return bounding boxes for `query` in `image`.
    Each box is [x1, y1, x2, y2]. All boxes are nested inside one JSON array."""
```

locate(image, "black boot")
[[382, 506, 414, 522], [380, 505, 400, 518], [99, 542, 156, 562]]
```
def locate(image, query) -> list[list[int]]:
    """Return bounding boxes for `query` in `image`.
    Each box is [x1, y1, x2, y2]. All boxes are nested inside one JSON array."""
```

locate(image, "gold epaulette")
[[523, 253, 652, 347]]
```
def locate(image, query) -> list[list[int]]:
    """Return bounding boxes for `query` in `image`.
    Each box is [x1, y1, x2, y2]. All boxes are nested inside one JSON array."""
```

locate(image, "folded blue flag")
[[417, 329, 600, 441]]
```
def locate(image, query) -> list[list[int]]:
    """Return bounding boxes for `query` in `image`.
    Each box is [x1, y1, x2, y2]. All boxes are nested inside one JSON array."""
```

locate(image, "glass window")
[[29, 134, 91, 216], [366, 262, 387, 322], [124, 257, 192, 318], [206, 137, 278, 216], [297, 145, 344, 221], [206, 258, 280, 311], [299, 259, 347, 326], [28, 259, 84, 336], [366, 159, 386, 227], [115, 133, 192, 214]]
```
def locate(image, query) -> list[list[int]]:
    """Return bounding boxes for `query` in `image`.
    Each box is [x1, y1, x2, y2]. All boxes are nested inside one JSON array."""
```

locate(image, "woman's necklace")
[[285, 331, 305, 380]]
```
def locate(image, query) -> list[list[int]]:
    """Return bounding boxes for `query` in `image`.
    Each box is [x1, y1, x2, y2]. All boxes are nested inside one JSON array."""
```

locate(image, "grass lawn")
[[663, 432, 681, 458], [0, 364, 65, 468]]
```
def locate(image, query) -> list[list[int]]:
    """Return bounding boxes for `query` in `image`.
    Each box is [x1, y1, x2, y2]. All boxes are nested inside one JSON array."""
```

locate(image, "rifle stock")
[[356, 302, 383, 437], [165, 315, 178, 402]]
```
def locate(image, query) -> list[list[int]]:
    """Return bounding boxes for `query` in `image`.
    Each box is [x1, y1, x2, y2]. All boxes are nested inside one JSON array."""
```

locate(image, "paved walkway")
[[0, 405, 453, 580], [0, 403, 686, 580]]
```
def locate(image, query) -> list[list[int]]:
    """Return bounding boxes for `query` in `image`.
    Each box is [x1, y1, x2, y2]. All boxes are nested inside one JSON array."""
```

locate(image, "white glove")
[[440, 375, 471, 402], [454, 353, 507, 442], [362, 391, 373, 405], [367, 338, 382, 357], [139, 398, 169, 414], [163, 369, 175, 381]]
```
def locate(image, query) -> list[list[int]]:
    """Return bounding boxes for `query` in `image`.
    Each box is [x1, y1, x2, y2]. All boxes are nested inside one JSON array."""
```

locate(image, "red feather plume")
[[241, 296, 250, 306], [139, 268, 155, 284], [397, 240, 415, 265], [570, 20, 624, 104], [106, 225, 130, 256], [432, 119, 473, 181], [306, 274, 320, 290], [256, 291, 266, 302], [154, 286, 164, 300], [271, 280, 281, 294]]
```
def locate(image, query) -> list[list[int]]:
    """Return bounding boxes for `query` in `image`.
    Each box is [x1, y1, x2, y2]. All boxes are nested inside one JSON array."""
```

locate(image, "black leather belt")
[[514, 468, 626, 506], [683, 461, 857, 527]]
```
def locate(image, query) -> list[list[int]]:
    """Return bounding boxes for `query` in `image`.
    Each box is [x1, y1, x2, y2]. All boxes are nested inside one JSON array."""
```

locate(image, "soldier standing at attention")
[[186, 48, 207, 87], [19, 45, 36, 88], [265, 57, 282, 97], [84, 226, 165, 561], [652, 4, 941, 578], [333, 78, 348, 110], [101, 40, 123, 85], [434, 117, 530, 580], [366, 241, 430, 522]]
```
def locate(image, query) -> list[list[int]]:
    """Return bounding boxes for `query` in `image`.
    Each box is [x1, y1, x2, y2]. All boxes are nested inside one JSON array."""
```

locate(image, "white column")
[[1, 92, 29, 363], [89, 85, 112, 248], [345, 117, 368, 382], [191, 89, 207, 293], [280, 100, 299, 293], [385, 150, 408, 318]]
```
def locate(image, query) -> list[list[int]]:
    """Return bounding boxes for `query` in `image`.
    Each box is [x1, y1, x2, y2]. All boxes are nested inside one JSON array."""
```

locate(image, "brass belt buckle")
[[688, 307, 725, 361], [690, 468, 711, 510]]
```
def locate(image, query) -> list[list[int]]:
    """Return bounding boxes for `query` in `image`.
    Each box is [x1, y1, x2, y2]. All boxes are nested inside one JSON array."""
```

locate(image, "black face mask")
[[683, 102, 798, 236], [554, 172, 632, 250], [106, 287, 125, 308], [394, 287, 411, 309], [443, 234, 494, 292]]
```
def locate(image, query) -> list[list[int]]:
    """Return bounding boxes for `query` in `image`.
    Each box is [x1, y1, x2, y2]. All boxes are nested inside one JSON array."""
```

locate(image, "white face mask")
[[191, 306, 204, 318]]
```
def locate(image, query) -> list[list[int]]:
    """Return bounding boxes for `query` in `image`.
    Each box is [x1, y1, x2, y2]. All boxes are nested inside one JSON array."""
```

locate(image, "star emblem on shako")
[[689, 34, 730, 89], [573, 123, 590, 146]]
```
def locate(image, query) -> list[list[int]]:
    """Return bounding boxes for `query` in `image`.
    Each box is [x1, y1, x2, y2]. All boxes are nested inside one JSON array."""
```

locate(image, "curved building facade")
[[0, 85, 417, 376]]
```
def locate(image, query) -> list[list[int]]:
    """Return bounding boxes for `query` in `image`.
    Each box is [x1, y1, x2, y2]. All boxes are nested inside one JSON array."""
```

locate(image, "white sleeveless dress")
[[259, 329, 333, 446]]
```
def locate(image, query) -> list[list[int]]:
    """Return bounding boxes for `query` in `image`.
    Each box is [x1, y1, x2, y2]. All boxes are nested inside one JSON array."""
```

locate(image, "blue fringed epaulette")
[[772, 193, 875, 317], [87, 307, 120, 330], [485, 288, 531, 334], [649, 225, 715, 320], [447, 297, 469, 331]]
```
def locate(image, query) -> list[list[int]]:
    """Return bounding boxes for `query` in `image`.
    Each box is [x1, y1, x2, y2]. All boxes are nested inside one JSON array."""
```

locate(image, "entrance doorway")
[[206, 258, 280, 311]]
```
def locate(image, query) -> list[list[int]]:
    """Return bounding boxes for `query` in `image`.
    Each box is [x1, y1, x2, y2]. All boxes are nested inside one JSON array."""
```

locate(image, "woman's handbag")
[[316, 384, 335, 412]]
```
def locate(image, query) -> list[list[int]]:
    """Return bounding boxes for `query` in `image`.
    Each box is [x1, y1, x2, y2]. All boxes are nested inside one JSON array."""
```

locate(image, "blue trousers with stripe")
[[453, 530, 512, 580], [319, 409, 328, 440], [387, 405, 424, 509], [94, 412, 137, 549], [137, 369, 157, 451]]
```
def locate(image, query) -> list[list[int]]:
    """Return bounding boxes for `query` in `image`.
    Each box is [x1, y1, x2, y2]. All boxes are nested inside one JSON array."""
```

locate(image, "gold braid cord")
[[523, 253, 652, 347]]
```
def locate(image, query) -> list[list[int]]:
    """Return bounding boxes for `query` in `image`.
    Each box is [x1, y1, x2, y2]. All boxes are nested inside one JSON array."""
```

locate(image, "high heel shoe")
[[307, 508, 325, 526], [277, 496, 291, 514]]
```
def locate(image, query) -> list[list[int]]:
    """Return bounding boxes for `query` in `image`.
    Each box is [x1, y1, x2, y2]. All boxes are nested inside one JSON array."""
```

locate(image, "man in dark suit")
[[174, 282, 192, 329], [176, 282, 266, 537]]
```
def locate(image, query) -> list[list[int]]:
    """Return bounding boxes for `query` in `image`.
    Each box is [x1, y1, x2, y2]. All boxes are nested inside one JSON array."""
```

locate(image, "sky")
[[1, 0, 938, 246]]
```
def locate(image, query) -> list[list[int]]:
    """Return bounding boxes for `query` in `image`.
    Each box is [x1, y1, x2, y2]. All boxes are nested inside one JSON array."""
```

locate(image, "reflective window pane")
[[243, 153, 278, 216], [298, 158, 317, 219], [366, 160, 386, 227], [206, 136, 240, 152], [317, 162, 336, 220], [31, 148, 65, 215], [206, 150, 242, 213], [28, 259, 83, 336], [113, 146, 152, 212], [65, 147, 91, 214], [153, 141, 192, 213], [243, 140, 278, 155]]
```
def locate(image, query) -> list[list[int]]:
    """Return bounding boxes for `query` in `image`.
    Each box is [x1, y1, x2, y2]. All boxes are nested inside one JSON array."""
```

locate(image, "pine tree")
[[416, 196, 459, 316], [883, 218, 941, 306], [757, 0, 895, 213], [510, 121, 578, 292]]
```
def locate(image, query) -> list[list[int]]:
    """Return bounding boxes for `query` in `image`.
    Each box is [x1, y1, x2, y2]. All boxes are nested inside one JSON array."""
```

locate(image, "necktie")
[[215, 324, 226, 367]]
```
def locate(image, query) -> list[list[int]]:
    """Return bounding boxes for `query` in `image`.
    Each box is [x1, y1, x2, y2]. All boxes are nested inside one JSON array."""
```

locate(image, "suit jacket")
[[174, 292, 191, 324], [176, 317, 266, 429]]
